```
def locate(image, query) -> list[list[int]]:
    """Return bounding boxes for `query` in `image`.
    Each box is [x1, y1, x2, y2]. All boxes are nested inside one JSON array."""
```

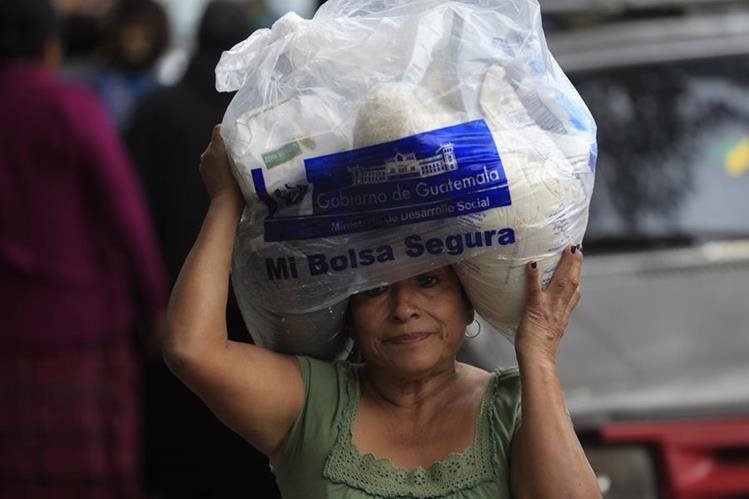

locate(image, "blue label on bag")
[[262, 119, 511, 241]]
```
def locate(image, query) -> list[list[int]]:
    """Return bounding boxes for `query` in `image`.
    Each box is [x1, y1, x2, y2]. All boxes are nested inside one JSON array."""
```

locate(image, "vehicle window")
[[570, 55, 749, 252]]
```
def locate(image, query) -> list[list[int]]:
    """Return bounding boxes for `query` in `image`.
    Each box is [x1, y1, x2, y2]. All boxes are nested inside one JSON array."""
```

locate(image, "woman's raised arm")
[[162, 125, 304, 458], [510, 246, 602, 499]]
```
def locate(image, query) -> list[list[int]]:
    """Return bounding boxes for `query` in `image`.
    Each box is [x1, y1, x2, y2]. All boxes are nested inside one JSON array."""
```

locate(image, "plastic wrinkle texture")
[[218, 0, 596, 360]]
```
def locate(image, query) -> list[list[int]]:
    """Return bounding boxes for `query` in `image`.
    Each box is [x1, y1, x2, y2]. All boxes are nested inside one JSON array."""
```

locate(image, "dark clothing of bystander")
[[0, 62, 167, 498], [126, 43, 281, 497]]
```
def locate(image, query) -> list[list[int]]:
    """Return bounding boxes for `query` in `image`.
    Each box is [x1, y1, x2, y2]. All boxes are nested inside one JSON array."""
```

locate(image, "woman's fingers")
[[554, 245, 583, 322], [564, 284, 582, 318], [210, 124, 225, 154], [199, 124, 240, 201], [525, 260, 542, 295], [517, 246, 583, 359], [548, 245, 582, 297]]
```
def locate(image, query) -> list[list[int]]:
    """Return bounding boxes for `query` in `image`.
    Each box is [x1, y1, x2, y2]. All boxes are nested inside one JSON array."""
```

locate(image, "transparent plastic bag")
[[218, 0, 596, 359]]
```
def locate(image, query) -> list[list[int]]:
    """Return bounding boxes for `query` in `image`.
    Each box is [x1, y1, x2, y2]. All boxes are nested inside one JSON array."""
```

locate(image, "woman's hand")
[[199, 125, 242, 204], [511, 245, 601, 499], [165, 124, 304, 460], [515, 245, 582, 365]]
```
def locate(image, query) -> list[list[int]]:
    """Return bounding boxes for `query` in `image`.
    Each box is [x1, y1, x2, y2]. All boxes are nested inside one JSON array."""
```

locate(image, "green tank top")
[[274, 356, 521, 498]]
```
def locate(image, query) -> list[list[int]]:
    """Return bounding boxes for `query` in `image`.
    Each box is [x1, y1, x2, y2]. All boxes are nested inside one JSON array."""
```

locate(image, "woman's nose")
[[388, 282, 420, 323]]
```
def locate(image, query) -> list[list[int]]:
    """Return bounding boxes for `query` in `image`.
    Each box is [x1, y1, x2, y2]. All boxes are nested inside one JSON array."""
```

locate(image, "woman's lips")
[[386, 332, 433, 344]]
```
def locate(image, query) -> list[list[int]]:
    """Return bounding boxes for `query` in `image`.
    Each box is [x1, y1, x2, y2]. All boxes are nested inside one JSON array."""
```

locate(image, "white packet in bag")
[[220, 0, 597, 359]]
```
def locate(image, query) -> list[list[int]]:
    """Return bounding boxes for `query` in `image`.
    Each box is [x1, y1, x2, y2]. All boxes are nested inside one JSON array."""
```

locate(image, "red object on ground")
[[601, 418, 749, 499]]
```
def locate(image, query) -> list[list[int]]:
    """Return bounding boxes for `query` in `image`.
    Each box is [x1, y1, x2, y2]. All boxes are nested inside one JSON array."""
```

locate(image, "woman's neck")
[[361, 362, 462, 411]]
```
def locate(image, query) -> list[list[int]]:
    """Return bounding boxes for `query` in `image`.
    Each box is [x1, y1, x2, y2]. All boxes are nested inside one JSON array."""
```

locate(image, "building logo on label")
[[348, 143, 457, 186]]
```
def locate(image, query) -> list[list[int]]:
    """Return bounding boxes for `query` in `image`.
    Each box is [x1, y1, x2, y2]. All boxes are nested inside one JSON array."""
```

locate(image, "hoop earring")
[[465, 319, 481, 338]]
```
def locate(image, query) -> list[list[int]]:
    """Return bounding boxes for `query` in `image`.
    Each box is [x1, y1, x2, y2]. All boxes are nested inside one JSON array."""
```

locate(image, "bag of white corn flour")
[[217, 0, 597, 360]]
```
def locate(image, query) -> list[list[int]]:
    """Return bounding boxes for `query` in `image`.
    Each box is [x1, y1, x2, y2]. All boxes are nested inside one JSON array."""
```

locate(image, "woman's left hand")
[[199, 125, 242, 204], [515, 245, 582, 365]]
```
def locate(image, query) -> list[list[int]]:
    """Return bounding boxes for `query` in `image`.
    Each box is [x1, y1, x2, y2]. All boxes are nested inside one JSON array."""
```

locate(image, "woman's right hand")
[[514, 245, 583, 366], [199, 124, 242, 203], [166, 124, 304, 460]]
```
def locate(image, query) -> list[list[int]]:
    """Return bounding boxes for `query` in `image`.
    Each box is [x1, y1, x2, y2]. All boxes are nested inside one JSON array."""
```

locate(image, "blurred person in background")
[[126, 0, 248, 282], [126, 2, 280, 497], [255, 0, 320, 26], [90, 0, 169, 129], [58, 12, 104, 81], [0, 0, 168, 497]]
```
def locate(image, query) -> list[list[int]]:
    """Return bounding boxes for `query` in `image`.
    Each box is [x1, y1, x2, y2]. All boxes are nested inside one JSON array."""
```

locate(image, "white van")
[[461, 2, 749, 497]]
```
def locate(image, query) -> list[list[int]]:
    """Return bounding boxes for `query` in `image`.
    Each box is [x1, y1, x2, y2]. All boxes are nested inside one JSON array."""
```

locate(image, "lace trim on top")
[[323, 364, 502, 498]]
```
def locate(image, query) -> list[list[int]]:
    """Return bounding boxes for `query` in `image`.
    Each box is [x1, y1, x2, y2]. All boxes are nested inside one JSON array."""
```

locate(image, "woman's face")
[[349, 266, 472, 377]]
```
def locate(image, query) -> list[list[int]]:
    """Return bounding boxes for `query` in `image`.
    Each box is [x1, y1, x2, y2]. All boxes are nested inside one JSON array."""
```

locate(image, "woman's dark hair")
[[0, 0, 59, 61], [101, 0, 169, 70], [196, 1, 250, 54]]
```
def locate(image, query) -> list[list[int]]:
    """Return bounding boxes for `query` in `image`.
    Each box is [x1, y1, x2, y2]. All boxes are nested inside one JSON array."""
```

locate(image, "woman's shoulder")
[[456, 362, 519, 389], [297, 355, 358, 378], [454, 362, 521, 434], [294, 356, 359, 408], [275, 357, 358, 476], [481, 364, 522, 449], [493, 364, 520, 383], [486, 364, 521, 403]]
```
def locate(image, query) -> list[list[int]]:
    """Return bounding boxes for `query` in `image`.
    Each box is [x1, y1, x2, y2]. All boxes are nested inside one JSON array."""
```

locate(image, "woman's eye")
[[416, 273, 439, 288], [363, 285, 390, 297]]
